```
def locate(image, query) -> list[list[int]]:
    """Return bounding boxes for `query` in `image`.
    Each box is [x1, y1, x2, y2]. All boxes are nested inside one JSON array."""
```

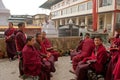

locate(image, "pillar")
[[65, 19, 68, 25], [60, 19, 63, 25], [85, 16, 88, 27], [104, 13, 107, 29], [76, 17, 79, 25]]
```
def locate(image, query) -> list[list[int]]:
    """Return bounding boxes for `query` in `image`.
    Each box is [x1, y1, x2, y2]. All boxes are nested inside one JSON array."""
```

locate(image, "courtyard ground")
[[0, 56, 75, 80]]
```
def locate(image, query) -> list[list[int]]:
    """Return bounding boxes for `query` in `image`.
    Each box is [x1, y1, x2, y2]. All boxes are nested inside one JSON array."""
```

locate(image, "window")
[[87, 1, 92, 10], [66, 0, 70, 4], [99, 17, 104, 29], [63, 9, 67, 15], [66, 7, 71, 14], [117, 0, 120, 6], [71, 5, 78, 13], [99, 0, 112, 7], [79, 3, 86, 11], [73, 0, 77, 2]]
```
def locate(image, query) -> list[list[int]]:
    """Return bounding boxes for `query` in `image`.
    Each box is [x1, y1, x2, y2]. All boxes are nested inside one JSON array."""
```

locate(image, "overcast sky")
[[2, 0, 50, 15]]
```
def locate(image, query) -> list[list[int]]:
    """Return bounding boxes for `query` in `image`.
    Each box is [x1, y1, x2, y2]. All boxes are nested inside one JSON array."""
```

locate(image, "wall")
[[0, 37, 81, 58]]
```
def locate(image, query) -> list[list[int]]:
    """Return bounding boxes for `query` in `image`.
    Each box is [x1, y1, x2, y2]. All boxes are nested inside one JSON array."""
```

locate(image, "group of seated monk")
[[22, 32, 59, 80], [70, 33, 120, 80]]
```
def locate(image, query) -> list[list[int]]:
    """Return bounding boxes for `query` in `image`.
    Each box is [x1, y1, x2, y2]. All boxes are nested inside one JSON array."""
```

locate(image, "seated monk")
[[75, 36, 108, 80], [113, 51, 120, 80], [105, 36, 120, 80], [34, 33, 56, 80], [42, 31, 59, 61], [70, 39, 83, 60], [22, 36, 41, 78], [70, 33, 95, 72]]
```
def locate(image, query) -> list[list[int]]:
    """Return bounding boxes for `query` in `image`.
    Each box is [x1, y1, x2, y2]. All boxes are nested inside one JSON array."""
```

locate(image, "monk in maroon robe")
[[105, 36, 120, 80], [113, 53, 120, 80], [42, 31, 59, 61], [70, 39, 84, 60], [15, 23, 26, 52], [4, 22, 17, 60], [34, 33, 55, 80], [22, 36, 41, 77], [15, 22, 26, 77], [70, 33, 95, 72], [75, 36, 108, 80]]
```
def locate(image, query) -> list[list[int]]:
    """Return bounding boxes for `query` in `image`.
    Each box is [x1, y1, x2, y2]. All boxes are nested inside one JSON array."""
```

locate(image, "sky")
[[2, 0, 50, 15]]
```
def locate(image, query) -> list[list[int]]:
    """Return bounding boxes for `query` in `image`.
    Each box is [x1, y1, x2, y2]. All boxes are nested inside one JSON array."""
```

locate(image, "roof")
[[40, 0, 62, 9]]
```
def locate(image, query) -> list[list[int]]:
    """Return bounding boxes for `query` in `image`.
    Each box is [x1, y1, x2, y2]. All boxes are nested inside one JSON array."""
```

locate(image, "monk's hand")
[[43, 58, 47, 61], [47, 47, 53, 50], [86, 60, 96, 64], [86, 60, 91, 64], [89, 60, 96, 63], [47, 52, 51, 57]]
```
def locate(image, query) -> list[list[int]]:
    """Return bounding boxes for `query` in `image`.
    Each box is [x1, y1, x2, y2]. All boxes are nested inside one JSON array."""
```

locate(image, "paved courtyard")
[[0, 56, 75, 80]]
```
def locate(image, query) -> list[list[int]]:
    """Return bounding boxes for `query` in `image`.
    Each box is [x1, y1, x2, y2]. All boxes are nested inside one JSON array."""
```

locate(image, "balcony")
[[51, 0, 114, 19]]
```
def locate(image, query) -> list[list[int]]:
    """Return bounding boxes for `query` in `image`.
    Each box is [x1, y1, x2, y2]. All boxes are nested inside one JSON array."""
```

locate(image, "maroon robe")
[[22, 45, 41, 76], [34, 41, 55, 80], [113, 54, 120, 80], [15, 30, 26, 76], [43, 38, 59, 61], [72, 38, 95, 70], [70, 40, 84, 60], [105, 38, 120, 80], [39, 41, 55, 69], [4, 28, 17, 59], [15, 30, 26, 52], [75, 44, 108, 80]]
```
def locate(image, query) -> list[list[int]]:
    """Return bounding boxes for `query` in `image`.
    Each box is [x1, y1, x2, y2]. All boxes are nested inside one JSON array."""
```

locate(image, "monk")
[[75, 36, 108, 80], [34, 33, 55, 80], [4, 22, 17, 60], [105, 35, 120, 80], [70, 37, 83, 60], [15, 22, 26, 77], [70, 33, 95, 72], [42, 31, 59, 61], [113, 52, 120, 80], [22, 36, 41, 78]]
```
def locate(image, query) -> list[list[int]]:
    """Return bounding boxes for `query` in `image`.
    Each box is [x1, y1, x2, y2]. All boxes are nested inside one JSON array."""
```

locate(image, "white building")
[[40, 0, 120, 35]]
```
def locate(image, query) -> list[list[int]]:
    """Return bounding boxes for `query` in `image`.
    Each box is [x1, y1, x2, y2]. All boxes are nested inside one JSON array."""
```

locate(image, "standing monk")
[[4, 22, 17, 61], [15, 22, 26, 77], [75, 36, 108, 80], [42, 31, 59, 61], [70, 33, 95, 73], [22, 36, 41, 79]]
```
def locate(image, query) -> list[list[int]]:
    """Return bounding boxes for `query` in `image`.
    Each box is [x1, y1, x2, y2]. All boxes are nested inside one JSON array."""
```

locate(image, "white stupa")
[[0, 0, 10, 26], [42, 19, 58, 37]]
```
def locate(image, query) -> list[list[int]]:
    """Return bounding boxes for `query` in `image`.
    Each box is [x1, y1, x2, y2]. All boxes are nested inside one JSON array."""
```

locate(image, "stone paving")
[[0, 56, 75, 80]]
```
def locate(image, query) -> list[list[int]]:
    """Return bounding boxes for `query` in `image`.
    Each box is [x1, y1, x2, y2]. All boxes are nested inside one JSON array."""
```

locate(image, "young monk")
[[42, 31, 59, 61], [112, 33, 120, 80], [15, 22, 26, 77], [75, 36, 108, 80], [34, 33, 55, 80], [70, 33, 95, 73], [22, 36, 41, 78], [4, 22, 17, 60], [70, 35, 84, 60], [105, 34, 120, 80], [113, 51, 120, 80]]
